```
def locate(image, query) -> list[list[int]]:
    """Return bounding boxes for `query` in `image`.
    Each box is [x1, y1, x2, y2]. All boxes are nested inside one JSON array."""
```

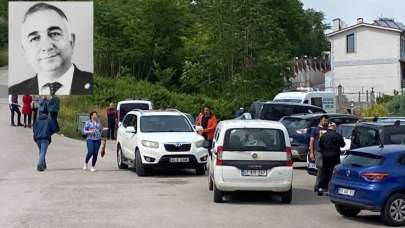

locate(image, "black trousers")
[[10, 104, 21, 125], [23, 113, 32, 127], [32, 108, 38, 124], [317, 156, 340, 189], [108, 120, 116, 139]]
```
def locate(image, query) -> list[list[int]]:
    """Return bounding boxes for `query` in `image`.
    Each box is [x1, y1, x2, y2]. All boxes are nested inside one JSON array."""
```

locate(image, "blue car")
[[329, 145, 405, 226]]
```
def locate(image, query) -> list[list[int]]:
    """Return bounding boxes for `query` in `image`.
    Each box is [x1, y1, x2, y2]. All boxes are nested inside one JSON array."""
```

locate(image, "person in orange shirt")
[[196, 106, 218, 155]]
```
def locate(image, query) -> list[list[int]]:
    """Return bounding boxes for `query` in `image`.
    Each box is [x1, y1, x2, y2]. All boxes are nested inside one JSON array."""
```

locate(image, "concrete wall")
[[330, 26, 402, 99]]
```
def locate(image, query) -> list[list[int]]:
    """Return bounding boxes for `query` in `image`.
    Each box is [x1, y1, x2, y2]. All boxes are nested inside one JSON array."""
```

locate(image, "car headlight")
[[141, 140, 159, 148], [195, 140, 204, 148]]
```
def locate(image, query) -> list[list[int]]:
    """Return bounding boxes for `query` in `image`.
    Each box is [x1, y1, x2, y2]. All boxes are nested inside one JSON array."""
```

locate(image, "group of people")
[[309, 115, 345, 196]]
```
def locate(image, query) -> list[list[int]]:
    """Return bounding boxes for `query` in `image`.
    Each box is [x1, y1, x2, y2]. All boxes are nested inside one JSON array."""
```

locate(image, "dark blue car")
[[329, 145, 405, 226]]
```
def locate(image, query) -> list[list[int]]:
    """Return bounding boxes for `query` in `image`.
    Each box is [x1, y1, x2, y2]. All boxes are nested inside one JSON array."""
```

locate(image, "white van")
[[273, 91, 336, 113], [117, 100, 153, 125]]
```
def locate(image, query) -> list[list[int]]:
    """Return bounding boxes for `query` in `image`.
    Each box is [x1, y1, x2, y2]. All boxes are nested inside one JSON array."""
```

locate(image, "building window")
[[346, 33, 355, 53]]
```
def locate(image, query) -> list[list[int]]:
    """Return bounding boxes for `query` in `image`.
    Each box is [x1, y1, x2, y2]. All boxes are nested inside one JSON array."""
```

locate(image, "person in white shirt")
[[8, 2, 92, 95]]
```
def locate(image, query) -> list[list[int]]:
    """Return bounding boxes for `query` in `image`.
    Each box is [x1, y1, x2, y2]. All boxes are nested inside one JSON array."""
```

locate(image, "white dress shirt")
[[38, 64, 74, 95]]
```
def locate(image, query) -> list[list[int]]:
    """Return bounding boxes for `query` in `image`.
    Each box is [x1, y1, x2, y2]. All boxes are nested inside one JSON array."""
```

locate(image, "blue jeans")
[[86, 139, 101, 167], [36, 140, 49, 168]]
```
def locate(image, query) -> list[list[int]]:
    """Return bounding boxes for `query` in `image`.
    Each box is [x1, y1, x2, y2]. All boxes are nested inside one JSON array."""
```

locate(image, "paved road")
[[0, 66, 382, 228]]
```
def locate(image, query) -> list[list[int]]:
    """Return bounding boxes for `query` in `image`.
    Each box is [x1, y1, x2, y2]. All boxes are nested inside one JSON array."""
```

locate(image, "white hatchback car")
[[208, 120, 293, 203], [116, 110, 208, 176]]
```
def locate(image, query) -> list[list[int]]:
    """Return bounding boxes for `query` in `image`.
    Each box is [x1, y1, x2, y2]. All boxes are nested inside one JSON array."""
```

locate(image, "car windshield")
[[224, 128, 285, 151], [119, 103, 150, 122], [337, 125, 354, 138], [342, 152, 383, 167], [281, 118, 310, 134], [140, 115, 193, 132]]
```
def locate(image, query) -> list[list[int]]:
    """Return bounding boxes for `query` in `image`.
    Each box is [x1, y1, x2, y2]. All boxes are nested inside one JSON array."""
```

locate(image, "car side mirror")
[[195, 126, 203, 132], [126, 126, 136, 134]]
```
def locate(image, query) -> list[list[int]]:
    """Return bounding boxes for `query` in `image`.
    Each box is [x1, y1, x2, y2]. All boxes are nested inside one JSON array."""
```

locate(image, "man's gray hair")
[[23, 3, 69, 23]]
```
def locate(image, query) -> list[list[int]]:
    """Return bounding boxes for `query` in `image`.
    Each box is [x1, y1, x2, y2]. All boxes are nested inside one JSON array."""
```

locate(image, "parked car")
[[249, 101, 326, 121], [280, 113, 358, 162], [117, 100, 153, 126], [329, 145, 405, 226], [273, 90, 336, 113], [208, 120, 293, 203], [336, 123, 356, 160], [116, 109, 208, 176]]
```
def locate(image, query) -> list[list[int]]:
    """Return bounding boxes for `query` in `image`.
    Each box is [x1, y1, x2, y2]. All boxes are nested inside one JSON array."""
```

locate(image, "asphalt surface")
[[0, 66, 384, 228]]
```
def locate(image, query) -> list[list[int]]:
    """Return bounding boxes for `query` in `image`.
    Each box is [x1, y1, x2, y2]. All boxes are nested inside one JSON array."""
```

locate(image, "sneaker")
[[83, 163, 88, 170], [90, 167, 96, 172]]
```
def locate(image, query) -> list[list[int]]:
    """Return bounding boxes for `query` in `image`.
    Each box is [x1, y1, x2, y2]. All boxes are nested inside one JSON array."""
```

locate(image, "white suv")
[[208, 120, 293, 203], [116, 110, 208, 176]]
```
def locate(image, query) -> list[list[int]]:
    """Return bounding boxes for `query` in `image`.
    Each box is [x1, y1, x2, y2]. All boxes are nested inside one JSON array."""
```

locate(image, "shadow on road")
[[343, 214, 384, 227]]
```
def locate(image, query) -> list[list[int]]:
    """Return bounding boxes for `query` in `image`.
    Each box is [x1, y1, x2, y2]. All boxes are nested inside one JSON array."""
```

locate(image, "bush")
[[360, 103, 388, 117], [59, 75, 236, 139]]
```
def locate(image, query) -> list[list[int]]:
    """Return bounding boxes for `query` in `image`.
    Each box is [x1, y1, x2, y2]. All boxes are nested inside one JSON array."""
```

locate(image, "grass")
[[0, 48, 7, 66]]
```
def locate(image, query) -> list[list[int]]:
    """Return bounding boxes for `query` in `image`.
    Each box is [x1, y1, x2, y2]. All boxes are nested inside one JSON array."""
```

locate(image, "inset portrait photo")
[[8, 1, 93, 95]]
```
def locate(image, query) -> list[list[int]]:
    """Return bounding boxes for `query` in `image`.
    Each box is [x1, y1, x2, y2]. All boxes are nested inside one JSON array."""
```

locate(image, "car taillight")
[[285, 147, 293, 166], [216, 146, 224, 166], [296, 128, 308, 134], [361, 172, 389, 182]]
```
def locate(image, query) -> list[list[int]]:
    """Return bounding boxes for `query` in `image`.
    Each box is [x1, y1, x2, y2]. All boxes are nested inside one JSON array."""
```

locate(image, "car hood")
[[142, 132, 204, 143]]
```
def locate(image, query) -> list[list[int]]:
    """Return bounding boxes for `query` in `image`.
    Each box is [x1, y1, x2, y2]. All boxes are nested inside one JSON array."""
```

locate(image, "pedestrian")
[[48, 95, 60, 132], [8, 94, 23, 127], [22, 94, 33, 128], [31, 95, 40, 124], [234, 107, 245, 118], [106, 102, 118, 140], [83, 111, 102, 172], [308, 115, 329, 192], [317, 123, 345, 195], [196, 106, 218, 155], [33, 113, 57, 171], [38, 95, 49, 115]]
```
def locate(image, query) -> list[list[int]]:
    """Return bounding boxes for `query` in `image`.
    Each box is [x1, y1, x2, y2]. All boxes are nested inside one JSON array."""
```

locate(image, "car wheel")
[[213, 184, 224, 203], [117, 145, 128, 169], [208, 175, 213, 191], [381, 194, 405, 226], [196, 164, 206, 176], [135, 149, 146, 176], [280, 187, 292, 204], [335, 204, 361, 217]]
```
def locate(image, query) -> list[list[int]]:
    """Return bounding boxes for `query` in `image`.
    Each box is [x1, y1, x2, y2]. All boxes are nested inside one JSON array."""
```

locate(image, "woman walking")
[[83, 111, 102, 172], [22, 94, 33, 128]]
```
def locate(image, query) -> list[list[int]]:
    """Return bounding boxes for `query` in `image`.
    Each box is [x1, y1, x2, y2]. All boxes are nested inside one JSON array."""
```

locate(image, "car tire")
[[135, 149, 146, 176], [280, 187, 292, 204], [117, 145, 128, 169], [208, 175, 213, 191], [196, 164, 206, 176], [335, 204, 361, 217], [381, 194, 405, 226], [213, 184, 224, 203]]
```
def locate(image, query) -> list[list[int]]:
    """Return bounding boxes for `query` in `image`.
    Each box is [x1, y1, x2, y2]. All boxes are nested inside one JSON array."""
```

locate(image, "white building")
[[328, 18, 405, 100]]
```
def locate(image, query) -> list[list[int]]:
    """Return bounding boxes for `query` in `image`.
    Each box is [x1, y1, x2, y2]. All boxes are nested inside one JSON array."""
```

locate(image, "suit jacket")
[[8, 65, 93, 95]]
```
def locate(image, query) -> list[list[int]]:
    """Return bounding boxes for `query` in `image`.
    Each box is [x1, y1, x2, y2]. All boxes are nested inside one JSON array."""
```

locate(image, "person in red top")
[[196, 106, 218, 155], [106, 102, 118, 140], [22, 94, 33, 128]]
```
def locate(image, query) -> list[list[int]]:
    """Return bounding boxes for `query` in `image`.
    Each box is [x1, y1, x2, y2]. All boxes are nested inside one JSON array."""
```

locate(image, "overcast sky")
[[300, 0, 405, 30]]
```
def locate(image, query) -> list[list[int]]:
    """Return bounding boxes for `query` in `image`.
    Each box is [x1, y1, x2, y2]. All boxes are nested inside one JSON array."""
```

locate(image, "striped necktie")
[[44, 82, 62, 95]]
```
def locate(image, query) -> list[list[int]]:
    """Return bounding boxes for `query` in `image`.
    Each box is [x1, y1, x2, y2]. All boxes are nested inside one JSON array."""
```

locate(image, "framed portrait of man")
[[8, 1, 93, 95]]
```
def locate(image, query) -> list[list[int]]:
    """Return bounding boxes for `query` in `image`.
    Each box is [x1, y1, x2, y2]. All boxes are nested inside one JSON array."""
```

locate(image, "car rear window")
[[260, 104, 325, 121], [342, 152, 384, 167], [389, 133, 405, 144], [352, 126, 381, 147], [224, 128, 285, 151], [337, 125, 354, 138], [281, 118, 310, 134], [119, 103, 150, 121]]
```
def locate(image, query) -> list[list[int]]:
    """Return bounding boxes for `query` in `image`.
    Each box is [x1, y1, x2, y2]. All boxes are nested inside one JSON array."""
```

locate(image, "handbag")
[[100, 138, 107, 157]]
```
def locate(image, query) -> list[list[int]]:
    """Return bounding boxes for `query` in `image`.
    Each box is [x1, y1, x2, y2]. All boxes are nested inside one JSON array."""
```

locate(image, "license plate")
[[241, 170, 267, 176], [308, 162, 316, 169], [169, 157, 189, 163], [338, 188, 355, 197]]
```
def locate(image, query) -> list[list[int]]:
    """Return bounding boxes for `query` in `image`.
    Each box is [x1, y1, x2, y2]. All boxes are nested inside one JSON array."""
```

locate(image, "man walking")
[[196, 106, 218, 155], [48, 95, 60, 132], [309, 115, 329, 192], [8, 94, 23, 126], [317, 123, 345, 195], [33, 113, 57, 171]]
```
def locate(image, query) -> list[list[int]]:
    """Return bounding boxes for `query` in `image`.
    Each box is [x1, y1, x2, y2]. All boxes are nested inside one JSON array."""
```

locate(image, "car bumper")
[[214, 167, 293, 192], [328, 178, 385, 212], [140, 147, 208, 168]]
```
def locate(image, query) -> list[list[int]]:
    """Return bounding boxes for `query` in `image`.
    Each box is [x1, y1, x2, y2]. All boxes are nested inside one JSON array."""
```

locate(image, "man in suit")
[[8, 2, 92, 95]]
